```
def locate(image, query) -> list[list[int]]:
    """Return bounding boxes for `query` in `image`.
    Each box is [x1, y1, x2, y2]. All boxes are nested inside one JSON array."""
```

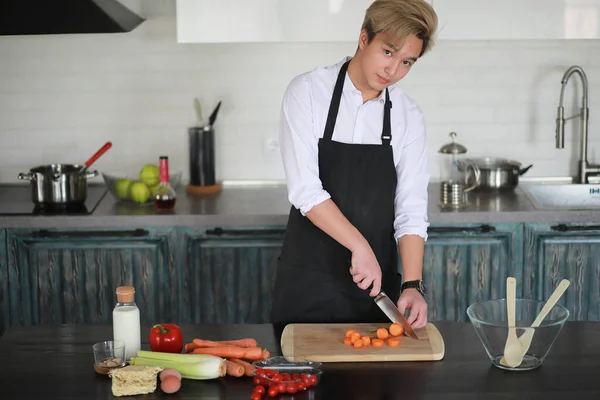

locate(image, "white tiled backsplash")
[[1, 17, 599, 184]]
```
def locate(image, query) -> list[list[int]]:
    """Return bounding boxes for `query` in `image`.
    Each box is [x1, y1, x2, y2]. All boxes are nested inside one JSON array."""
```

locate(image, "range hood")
[[0, 0, 145, 36]]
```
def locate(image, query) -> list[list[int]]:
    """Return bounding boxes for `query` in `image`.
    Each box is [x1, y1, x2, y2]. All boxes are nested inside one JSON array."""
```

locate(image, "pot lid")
[[438, 132, 468, 154]]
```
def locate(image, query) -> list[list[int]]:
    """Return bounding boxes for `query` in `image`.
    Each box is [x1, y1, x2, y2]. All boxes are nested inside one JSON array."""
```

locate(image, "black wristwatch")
[[401, 280, 426, 297]]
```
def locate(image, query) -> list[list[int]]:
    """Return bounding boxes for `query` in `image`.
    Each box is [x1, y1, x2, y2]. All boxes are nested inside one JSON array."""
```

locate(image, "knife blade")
[[374, 291, 419, 339]]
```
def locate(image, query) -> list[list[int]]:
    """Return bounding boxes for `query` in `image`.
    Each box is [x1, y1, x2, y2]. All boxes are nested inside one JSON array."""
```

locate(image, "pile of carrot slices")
[[344, 323, 405, 348], [184, 337, 271, 377]]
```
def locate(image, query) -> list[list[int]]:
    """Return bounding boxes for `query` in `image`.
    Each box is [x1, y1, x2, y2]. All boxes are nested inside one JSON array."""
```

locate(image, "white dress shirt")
[[279, 57, 430, 241]]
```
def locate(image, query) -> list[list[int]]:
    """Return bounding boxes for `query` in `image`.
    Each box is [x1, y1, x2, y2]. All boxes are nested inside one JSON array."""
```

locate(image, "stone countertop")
[[0, 181, 599, 229]]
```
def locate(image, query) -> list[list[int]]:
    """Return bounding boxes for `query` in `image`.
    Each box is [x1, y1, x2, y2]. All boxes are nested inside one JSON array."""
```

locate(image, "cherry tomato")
[[271, 374, 283, 382], [277, 383, 287, 393], [251, 393, 262, 400], [308, 375, 318, 386], [281, 373, 291, 381], [253, 385, 266, 395], [302, 376, 312, 387], [265, 369, 276, 377], [253, 377, 262, 386], [292, 373, 300, 379], [297, 382, 306, 391], [267, 386, 279, 397], [256, 368, 266, 376], [286, 383, 298, 394]]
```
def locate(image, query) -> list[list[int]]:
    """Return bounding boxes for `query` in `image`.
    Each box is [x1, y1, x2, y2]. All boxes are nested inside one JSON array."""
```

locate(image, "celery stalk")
[[130, 356, 226, 380], [136, 350, 220, 363]]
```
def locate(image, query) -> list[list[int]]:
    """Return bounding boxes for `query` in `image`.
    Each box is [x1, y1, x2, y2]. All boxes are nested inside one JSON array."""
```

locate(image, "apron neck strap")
[[323, 59, 393, 146]]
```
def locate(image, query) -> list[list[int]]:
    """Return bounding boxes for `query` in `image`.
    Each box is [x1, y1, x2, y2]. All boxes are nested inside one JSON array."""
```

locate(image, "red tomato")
[[253, 385, 266, 395], [253, 377, 262, 386], [271, 374, 283, 382], [302, 376, 312, 387], [297, 382, 306, 391], [251, 393, 262, 400], [286, 383, 298, 394], [265, 369, 276, 377], [277, 383, 287, 393], [267, 386, 279, 397], [281, 373, 291, 381], [309, 375, 318, 386]]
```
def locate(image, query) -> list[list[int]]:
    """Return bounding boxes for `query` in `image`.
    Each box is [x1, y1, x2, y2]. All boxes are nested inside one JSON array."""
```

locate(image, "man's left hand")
[[397, 288, 428, 329]]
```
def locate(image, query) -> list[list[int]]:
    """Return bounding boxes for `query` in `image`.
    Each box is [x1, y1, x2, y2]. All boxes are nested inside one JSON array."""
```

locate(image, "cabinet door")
[[180, 226, 285, 324], [0, 229, 8, 336], [523, 223, 600, 321], [7, 228, 178, 327], [419, 223, 522, 322], [433, 0, 600, 40]]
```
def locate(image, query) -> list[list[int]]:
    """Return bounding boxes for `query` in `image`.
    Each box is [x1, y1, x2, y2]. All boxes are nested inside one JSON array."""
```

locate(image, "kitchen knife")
[[374, 291, 419, 339]]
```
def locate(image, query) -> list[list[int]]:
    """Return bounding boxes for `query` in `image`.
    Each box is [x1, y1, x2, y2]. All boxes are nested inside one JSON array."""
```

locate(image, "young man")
[[271, 0, 438, 329]]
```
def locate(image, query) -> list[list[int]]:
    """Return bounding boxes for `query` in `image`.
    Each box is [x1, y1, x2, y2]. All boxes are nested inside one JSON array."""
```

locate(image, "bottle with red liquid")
[[154, 156, 176, 211]]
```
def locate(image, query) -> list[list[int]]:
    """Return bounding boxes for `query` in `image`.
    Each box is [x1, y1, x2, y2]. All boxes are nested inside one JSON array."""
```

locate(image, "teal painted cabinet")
[[6, 228, 178, 328], [0, 229, 8, 336], [523, 223, 600, 321], [420, 223, 523, 322], [179, 227, 286, 324]]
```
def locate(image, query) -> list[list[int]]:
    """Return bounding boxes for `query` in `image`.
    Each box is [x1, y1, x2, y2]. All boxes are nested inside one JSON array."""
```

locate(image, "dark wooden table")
[[1, 321, 599, 399]]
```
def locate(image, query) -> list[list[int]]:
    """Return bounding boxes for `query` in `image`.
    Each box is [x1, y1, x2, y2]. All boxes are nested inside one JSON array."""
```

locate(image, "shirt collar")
[[336, 56, 393, 104]]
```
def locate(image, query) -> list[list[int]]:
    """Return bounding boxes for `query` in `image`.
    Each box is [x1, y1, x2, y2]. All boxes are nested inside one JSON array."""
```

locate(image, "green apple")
[[113, 179, 133, 200], [139, 164, 160, 186], [129, 181, 151, 204]]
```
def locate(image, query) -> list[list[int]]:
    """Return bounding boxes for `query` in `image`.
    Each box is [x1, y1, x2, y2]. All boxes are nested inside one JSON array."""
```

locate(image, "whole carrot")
[[224, 360, 245, 377], [192, 346, 264, 361], [192, 338, 258, 348], [229, 358, 256, 377]]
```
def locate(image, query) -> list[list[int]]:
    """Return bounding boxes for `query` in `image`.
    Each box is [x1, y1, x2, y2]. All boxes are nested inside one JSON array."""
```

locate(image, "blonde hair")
[[361, 0, 438, 57]]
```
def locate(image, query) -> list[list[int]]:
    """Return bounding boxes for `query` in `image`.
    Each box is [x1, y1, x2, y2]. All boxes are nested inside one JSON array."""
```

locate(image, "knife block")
[[186, 126, 222, 195]]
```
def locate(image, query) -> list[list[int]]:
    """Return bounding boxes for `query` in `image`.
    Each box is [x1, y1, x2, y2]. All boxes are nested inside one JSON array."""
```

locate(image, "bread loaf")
[[108, 365, 163, 397]]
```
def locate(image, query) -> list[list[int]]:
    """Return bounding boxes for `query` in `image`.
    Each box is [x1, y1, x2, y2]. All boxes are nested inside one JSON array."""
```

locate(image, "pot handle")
[[18, 172, 34, 181], [85, 170, 99, 179], [519, 164, 533, 175]]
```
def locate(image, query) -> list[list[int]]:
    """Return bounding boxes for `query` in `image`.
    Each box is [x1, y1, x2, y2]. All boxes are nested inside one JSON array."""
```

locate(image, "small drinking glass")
[[93, 340, 126, 368]]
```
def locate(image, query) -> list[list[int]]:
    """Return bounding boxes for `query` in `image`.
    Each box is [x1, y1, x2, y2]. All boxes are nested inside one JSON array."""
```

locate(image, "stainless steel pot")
[[467, 157, 532, 191], [18, 163, 98, 205]]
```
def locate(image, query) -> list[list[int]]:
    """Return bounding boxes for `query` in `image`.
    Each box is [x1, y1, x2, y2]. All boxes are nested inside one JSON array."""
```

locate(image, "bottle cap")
[[115, 286, 135, 303]]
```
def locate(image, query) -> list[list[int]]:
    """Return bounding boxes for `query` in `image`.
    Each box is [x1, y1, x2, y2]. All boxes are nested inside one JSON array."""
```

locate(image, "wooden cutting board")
[[280, 323, 445, 362]]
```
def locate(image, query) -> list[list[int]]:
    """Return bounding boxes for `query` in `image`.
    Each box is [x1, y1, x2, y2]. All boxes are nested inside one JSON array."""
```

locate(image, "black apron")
[[270, 59, 400, 325]]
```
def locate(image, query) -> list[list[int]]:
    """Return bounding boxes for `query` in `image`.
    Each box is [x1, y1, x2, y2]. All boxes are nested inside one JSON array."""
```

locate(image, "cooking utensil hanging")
[[80, 141, 112, 173]]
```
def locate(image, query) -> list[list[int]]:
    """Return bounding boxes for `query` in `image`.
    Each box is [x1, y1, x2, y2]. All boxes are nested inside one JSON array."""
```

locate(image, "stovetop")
[[0, 184, 108, 216]]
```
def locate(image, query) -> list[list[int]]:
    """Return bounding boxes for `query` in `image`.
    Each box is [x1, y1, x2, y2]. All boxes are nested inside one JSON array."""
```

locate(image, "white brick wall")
[[1, 17, 599, 184]]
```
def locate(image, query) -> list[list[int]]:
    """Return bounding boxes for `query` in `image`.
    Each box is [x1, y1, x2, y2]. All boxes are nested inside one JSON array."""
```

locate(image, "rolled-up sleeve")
[[279, 76, 331, 215], [393, 107, 430, 241]]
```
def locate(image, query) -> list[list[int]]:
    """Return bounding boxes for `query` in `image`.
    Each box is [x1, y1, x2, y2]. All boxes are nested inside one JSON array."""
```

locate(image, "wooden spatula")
[[500, 278, 570, 367], [502, 277, 523, 367]]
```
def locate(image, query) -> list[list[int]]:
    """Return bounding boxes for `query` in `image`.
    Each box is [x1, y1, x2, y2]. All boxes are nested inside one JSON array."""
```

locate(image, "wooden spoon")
[[502, 277, 523, 368], [500, 278, 571, 367]]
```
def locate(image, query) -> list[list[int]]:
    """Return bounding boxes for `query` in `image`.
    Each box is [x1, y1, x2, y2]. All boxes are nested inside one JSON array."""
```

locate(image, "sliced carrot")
[[225, 360, 245, 377], [345, 329, 357, 338], [376, 328, 389, 340], [353, 340, 363, 348], [229, 358, 256, 377], [372, 338, 384, 347], [192, 345, 264, 360], [343, 337, 353, 346], [361, 336, 371, 346], [387, 337, 401, 347], [350, 332, 361, 341], [192, 338, 258, 348], [351, 335, 362, 345], [389, 323, 404, 337]]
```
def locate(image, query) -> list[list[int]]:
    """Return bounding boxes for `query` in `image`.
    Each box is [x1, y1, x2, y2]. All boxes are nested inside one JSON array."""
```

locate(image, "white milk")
[[113, 305, 141, 361]]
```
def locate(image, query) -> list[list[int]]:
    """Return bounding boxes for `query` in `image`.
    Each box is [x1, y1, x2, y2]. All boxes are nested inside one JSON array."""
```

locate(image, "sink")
[[522, 183, 600, 209]]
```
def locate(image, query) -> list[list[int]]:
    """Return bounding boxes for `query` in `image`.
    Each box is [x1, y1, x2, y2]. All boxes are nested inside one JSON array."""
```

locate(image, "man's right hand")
[[349, 244, 382, 297]]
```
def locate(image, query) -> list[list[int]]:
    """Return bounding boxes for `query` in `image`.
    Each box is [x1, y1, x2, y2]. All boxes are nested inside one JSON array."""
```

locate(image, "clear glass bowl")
[[102, 168, 182, 205], [252, 356, 323, 392], [466, 299, 569, 371]]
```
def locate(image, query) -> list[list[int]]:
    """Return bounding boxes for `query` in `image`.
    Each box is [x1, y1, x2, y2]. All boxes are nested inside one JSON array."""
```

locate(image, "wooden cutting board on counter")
[[280, 323, 445, 362]]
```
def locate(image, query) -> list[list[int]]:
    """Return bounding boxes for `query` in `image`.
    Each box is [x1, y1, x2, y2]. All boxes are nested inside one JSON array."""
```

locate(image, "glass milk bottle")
[[112, 286, 141, 361]]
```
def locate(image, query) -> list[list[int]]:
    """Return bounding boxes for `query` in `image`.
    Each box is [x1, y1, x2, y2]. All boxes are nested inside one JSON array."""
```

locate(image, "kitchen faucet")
[[555, 65, 600, 183]]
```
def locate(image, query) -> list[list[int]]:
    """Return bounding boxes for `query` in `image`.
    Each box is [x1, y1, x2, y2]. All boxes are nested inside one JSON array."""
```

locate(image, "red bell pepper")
[[149, 323, 184, 353]]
